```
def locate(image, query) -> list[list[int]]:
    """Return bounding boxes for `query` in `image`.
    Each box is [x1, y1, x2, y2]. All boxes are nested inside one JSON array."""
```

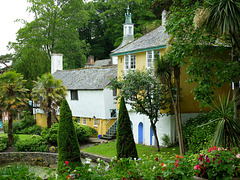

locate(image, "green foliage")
[[19, 111, 36, 129], [32, 73, 67, 129], [183, 112, 219, 153], [207, 94, 240, 148], [161, 134, 172, 147], [41, 123, 59, 146], [0, 71, 29, 145], [116, 96, 138, 160], [57, 99, 82, 172], [0, 135, 8, 151], [74, 123, 97, 144], [21, 125, 43, 135], [15, 135, 47, 152], [194, 146, 240, 179], [0, 163, 41, 180], [165, 0, 238, 104], [10, 0, 90, 70], [41, 122, 97, 146]]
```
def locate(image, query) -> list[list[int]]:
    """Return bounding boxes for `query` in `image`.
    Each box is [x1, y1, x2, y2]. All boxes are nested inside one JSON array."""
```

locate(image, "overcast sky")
[[0, 0, 33, 56]]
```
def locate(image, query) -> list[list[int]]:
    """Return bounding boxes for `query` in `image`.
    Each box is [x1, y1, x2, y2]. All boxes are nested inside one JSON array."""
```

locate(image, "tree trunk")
[[169, 84, 185, 155], [150, 121, 160, 151], [175, 66, 185, 155], [8, 110, 13, 146], [47, 111, 52, 130]]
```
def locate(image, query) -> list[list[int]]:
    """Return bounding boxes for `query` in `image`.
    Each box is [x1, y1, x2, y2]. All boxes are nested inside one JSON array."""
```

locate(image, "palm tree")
[[155, 56, 185, 155], [194, 0, 240, 125], [0, 71, 29, 145], [32, 73, 67, 130]]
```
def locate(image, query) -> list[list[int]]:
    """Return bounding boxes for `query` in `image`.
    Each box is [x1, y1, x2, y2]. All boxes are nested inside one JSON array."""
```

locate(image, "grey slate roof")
[[111, 26, 171, 56], [94, 59, 112, 67], [53, 66, 117, 90]]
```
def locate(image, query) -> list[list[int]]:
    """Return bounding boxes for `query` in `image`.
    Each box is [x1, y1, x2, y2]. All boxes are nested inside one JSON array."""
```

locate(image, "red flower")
[[65, 161, 69, 165], [155, 157, 159, 161], [218, 161, 222, 164]]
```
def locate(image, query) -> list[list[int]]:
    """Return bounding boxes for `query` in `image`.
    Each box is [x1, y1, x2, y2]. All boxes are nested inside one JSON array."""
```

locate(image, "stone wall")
[[0, 151, 111, 167]]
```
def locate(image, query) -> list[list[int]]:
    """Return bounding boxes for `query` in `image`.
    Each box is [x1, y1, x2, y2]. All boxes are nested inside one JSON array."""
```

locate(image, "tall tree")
[[0, 71, 29, 145], [58, 99, 82, 173], [32, 73, 67, 130], [117, 96, 138, 159], [10, 0, 90, 70], [155, 56, 185, 155], [194, 0, 240, 124], [111, 69, 170, 151]]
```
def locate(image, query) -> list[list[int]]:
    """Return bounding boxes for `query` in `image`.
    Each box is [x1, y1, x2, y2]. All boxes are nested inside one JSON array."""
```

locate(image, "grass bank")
[[81, 141, 179, 158]]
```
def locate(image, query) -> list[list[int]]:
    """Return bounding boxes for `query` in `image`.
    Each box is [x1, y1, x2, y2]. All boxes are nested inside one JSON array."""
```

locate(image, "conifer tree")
[[117, 96, 138, 159], [57, 99, 82, 172]]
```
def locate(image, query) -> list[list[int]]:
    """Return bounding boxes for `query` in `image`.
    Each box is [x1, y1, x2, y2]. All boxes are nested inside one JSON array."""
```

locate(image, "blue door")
[[0, 121, 2, 129], [150, 126, 153, 145], [138, 122, 143, 144]]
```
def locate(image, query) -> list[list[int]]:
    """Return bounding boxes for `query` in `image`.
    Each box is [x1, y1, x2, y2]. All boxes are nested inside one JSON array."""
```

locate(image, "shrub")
[[41, 123, 59, 145], [161, 134, 172, 147], [19, 111, 35, 129], [21, 125, 43, 135], [3, 121, 8, 133], [13, 120, 22, 134], [0, 135, 8, 151], [75, 123, 97, 144], [57, 99, 82, 172], [116, 96, 138, 159], [183, 112, 219, 153], [15, 135, 47, 152]]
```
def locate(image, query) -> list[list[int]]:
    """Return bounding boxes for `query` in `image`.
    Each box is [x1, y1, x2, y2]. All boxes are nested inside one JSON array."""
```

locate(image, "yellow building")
[[110, 10, 231, 146]]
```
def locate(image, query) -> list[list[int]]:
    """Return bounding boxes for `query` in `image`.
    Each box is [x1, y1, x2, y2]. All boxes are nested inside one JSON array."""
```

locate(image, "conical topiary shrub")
[[57, 99, 82, 172], [117, 96, 138, 159]]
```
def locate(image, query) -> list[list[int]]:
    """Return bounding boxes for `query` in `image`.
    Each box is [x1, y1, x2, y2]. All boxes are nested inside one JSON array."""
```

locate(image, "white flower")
[[153, 166, 156, 170], [105, 165, 109, 171], [236, 154, 240, 158], [97, 158, 101, 162], [98, 163, 101, 167], [88, 168, 91, 172], [85, 158, 91, 164]]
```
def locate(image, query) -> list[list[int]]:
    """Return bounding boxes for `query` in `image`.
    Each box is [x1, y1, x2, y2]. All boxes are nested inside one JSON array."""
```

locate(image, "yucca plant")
[[205, 94, 240, 149]]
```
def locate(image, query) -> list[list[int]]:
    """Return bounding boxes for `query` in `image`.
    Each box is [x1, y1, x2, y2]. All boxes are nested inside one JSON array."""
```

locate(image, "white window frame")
[[146, 50, 160, 69], [83, 118, 86, 125], [124, 54, 136, 71]]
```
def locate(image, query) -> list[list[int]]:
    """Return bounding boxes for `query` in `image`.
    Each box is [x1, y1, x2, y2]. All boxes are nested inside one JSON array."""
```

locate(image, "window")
[[83, 118, 86, 125], [146, 50, 160, 68], [124, 54, 136, 70], [129, 26, 132, 35], [113, 89, 117, 96], [110, 109, 117, 118], [70, 90, 78, 100], [93, 116, 99, 127]]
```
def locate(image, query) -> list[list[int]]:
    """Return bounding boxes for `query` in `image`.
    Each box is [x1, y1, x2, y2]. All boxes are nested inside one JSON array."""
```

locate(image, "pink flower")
[[236, 168, 239, 171], [218, 161, 222, 164], [157, 177, 162, 180], [236, 154, 240, 158], [205, 156, 210, 163], [212, 157, 216, 162], [65, 161, 69, 165], [198, 154, 203, 162], [194, 165, 201, 170], [175, 159, 179, 167]]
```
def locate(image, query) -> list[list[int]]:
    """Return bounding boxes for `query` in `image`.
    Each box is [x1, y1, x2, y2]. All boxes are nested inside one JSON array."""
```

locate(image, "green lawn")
[[81, 141, 180, 158], [0, 133, 34, 141]]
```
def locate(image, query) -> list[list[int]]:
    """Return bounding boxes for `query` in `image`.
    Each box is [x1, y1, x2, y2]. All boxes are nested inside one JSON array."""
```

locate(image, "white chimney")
[[51, 53, 63, 74], [162, 10, 168, 26]]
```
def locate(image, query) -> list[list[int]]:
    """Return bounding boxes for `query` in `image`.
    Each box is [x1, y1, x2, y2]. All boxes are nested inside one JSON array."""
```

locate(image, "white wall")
[[66, 89, 116, 120], [129, 112, 174, 146], [103, 88, 117, 118]]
